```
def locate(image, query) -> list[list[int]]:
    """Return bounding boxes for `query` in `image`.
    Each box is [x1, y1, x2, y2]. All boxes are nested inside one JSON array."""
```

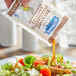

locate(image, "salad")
[[0, 54, 76, 76]]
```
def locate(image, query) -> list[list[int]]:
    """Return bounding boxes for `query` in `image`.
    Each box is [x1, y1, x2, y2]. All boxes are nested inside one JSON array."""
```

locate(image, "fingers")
[[4, 0, 31, 8], [4, 0, 13, 8], [21, 0, 31, 7]]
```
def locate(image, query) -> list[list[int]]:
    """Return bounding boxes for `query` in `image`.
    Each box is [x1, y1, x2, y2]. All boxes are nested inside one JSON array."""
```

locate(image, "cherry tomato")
[[34, 60, 45, 66], [40, 68, 51, 76], [18, 58, 25, 66]]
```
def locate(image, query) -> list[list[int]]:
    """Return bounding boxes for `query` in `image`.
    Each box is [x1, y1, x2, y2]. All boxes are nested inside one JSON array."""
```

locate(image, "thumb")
[[21, 0, 31, 8]]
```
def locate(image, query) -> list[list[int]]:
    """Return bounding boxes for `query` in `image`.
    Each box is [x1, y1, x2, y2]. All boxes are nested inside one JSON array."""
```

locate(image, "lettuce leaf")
[[1, 63, 12, 70], [36, 65, 48, 71], [23, 55, 36, 68], [0, 70, 11, 76]]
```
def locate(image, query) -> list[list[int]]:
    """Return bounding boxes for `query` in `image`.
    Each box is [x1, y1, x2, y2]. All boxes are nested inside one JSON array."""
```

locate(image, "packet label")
[[7, 0, 69, 45]]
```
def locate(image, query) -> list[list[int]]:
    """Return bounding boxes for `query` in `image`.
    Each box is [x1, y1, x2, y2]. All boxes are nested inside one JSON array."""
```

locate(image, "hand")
[[21, 0, 31, 8], [4, 0, 31, 8]]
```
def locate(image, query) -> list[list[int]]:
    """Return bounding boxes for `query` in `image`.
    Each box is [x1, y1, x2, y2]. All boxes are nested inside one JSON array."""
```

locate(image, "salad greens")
[[71, 69, 76, 74], [1, 63, 12, 70], [23, 55, 36, 68], [59, 74, 71, 76], [56, 54, 63, 63], [0, 54, 76, 76], [36, 65, 48, 71], [0, 70, 11, 76]]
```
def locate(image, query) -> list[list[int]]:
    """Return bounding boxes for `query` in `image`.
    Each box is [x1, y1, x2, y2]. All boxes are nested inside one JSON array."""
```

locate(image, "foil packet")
[[6, 0, 69, 46]]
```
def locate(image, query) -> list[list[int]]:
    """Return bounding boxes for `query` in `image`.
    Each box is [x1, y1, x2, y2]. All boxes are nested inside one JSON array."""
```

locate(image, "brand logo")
[[45, 16, 59, 34]]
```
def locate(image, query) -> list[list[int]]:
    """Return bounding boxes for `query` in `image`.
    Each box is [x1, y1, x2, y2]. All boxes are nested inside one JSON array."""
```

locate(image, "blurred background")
[[0, 0, 76, 59]]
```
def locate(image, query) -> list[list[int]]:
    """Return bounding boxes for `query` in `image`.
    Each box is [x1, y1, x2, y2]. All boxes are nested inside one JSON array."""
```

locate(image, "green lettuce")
[[0, 70, 11, 76], [36, 65, 48, 71], [1, 63, 12, 70], [23, 55, 36, 68]]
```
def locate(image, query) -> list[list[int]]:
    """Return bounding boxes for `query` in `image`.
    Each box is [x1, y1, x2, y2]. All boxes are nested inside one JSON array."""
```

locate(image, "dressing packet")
[[5, 0, 69, 46]]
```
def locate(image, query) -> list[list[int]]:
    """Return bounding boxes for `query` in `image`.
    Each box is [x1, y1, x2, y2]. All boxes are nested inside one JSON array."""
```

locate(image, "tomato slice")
[[34, 60, 45, 66], [18, 58, 25, 66], [40, 68, 51, 76]]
